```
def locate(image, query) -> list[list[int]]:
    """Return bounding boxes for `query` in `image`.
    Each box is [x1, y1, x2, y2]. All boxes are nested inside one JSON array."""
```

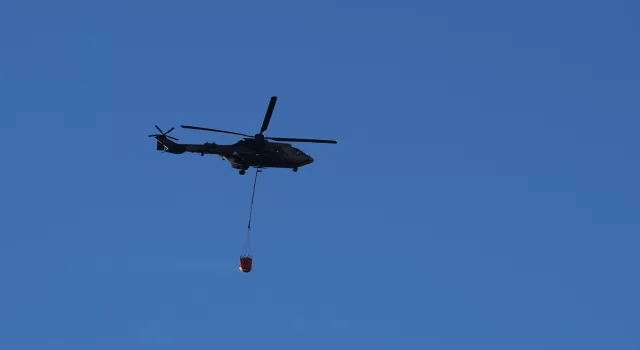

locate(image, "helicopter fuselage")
[[155, 136, 314, 174], [215, 140, 314, 171]]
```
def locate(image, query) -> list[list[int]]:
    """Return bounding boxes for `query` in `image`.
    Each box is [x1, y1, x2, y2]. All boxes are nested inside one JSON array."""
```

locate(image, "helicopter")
[[149, 96, 337, 175]]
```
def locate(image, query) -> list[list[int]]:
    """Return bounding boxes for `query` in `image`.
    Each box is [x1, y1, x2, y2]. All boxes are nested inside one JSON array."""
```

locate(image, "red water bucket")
[[239, 256, 252, 273]]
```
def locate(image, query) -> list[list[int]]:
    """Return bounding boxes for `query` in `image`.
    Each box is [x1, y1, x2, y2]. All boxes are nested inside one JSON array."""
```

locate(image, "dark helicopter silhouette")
[[149, 96, 337, 175]]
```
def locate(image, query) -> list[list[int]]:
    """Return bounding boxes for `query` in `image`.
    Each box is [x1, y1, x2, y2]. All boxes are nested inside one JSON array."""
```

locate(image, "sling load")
[[239, 168, 261, 273]]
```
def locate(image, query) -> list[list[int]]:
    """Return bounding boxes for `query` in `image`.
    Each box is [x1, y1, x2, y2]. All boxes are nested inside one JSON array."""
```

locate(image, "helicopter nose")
[[306, 156, 314, 164]]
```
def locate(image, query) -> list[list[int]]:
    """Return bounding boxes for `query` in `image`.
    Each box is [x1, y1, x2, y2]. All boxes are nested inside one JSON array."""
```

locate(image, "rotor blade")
[[155, 125, 163, 133], [266, 136, 337, 144], [165, 127, 175, 134], [260, 96, 277, 134], [181, 125, 251, 137], [167, 135, 179, 141], [148, 134, 159, 137]]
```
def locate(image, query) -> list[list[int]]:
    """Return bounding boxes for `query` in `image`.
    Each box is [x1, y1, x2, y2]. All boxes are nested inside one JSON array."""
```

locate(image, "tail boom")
[[155, 136, 218, 155]]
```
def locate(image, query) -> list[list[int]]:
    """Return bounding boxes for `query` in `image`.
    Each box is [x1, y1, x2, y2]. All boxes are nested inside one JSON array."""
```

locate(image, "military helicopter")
[[149, 96, 337, 175]]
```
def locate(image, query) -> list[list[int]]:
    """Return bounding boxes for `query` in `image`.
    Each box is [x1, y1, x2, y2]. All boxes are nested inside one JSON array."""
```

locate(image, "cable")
[[241, 168, 260, 257], [247, 167, 260, 230]]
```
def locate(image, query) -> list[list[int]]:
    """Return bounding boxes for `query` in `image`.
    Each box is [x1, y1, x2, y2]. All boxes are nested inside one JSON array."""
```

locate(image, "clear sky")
[[1, 1, 639, 349]]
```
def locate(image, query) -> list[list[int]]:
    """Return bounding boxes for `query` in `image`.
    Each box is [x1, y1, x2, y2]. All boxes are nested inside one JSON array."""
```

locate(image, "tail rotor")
[[149, 125, 178, 151], [148, 125, 179, 141]]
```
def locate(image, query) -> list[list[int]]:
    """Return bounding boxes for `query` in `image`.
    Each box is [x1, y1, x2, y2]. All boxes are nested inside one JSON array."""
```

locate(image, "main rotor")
[[181, 96, 337, 146]]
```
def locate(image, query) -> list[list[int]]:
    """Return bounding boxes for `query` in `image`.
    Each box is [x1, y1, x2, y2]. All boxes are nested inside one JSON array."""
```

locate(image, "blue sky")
[[1, 1, 639, 349]]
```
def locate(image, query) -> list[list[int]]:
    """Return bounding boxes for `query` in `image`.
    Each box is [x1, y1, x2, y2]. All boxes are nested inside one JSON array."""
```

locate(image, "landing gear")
[[239, 169, 246, 175], [292, 167, 298, 172]]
